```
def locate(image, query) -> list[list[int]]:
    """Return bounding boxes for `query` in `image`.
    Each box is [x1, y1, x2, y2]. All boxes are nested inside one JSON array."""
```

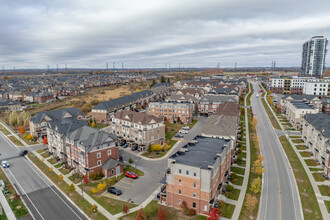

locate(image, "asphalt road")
[[251, 83, 302, 220], [117, 117, 207, 204], [0, 132, 87, 220]]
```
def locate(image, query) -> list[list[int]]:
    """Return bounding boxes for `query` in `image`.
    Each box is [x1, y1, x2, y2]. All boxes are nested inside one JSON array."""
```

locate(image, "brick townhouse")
[[111, 110, 165, 152], [302, 113, 330, 177], [148, 101, 193, 124], [198, 95, 238, 115], [279, 95, 322, 114], [29, 107, 86, 139], [66, 126, 123, 178], [165, 136, 233, 214]]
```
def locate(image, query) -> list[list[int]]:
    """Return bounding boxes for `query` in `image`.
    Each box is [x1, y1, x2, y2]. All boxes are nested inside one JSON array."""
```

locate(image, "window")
[[97, 152, 101, 158], [193, 193, 196, 198], [111, 169, 114, 175], [194, 172, 196, 177], [192, 202, 196, 208], [179, 189, 181, 194], [179, 179, 181, 185], [204, 205, 208, 211], [179, 199, 182, 204], [193, 182, 196, 188], [186, 170, 189, 175], [97, 160, 101, 166], [179, 169, 182, 174], [108, 150, 111, 156]]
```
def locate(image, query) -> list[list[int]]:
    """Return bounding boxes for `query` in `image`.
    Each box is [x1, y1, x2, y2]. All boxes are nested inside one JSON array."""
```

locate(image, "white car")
[[182, 126, 190, 130], [179, 130, 188, 134], [1, 161, 10, 168]]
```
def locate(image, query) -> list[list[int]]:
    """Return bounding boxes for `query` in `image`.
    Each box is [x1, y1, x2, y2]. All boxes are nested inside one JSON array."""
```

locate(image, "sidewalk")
[[0, 191, 16, 220], [260, 83, 328, 220], [231, 83, 252, 220], [0, 121, 28, 147]]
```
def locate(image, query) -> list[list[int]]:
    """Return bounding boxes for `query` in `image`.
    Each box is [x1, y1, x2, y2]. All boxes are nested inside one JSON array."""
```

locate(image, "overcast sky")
[[1, 0, 330, 69]]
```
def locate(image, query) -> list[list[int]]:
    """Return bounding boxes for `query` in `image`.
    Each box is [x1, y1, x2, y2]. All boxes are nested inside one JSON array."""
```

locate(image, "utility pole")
[[179, 62, 181, 70], [169, 63, 171, 72], [113, 62, 115, 70], [235, 62, 237, 69], [65, 64, 67, 72], [122, 62, 124, 70], [106, 62, 108, 73], [56, 64, 59, 73]]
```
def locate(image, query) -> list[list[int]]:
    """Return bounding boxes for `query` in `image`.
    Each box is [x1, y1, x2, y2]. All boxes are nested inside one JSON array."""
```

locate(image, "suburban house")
[[34, 92, 54, 104], [148, 101, 194, 124], [29, 107, 86, 139], [0, 98, 21, 112], [110, 110, 165, 152], [302, 113, 330, 177], [47, 119, 87, 161], [165, 136, 233, 213], [285, 101, 319, 129], [201, 115, 238, 141], [174, 89, 206, 99], [208, 87, 239, 96], [214, 102, 240, 117], [322, 98, 330, 114], [66, 126, 123, 178], [92, 90, 154, 123], [198, 95, 238, 115]]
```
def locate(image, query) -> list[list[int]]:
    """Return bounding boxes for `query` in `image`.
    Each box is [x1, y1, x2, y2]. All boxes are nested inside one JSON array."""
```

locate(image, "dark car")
[[108, 187, 122, 195], [122, 143, 128, 148], [19, 150, 28, 156], [120, 141, 126, 146], [157, 192, 166, 199], [175, 134, 184, 138], [131, 146, 138, 151], [125, 171, 138, 179]]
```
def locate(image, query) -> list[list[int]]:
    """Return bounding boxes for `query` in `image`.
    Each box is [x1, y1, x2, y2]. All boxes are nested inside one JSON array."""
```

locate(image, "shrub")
[[91, 204, 98, 213], [97, 181, 106, 191], [226, 184, 234, 192], [89, 171, 104, 180], [151, 144, 163, 151]]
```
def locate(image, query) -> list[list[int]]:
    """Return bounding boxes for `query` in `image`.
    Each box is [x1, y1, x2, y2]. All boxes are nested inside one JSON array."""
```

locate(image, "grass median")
[[28, 153, 108, 220], [279, 136, 322, 219], [261, 98, 281, 130]]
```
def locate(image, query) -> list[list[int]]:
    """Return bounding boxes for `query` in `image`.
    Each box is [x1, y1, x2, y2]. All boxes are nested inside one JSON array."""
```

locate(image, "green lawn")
[[68, 173, 82, 184], [324, 201, 330, 213], [37, 148, 47, 154], [300, 151, 312, 158], [290, 136, 302, 139], [237, 159, 246, 167], [292, 139, 304, 144], [310, 168, 324, 172], [41, 151, 51, 158], [312, 173, 325, 182], [28, 153, 107, 220], [231, 175, 244, 186], [0, 210, 7, 220], [261, 98, 281, 129], [59, 167, 72, 175], [231, 166, 245, 175], [219, 203, 235, 219], [54, 163, 64, 168], [279, 136, 322, 219], [296, 145, 307, 150], [0, 124, 11, 135], [8, 136, 24, 146], [0, 165, 29, 218], [47, 158, 58, 164], [305, 159, 318, 167], [318, 185, 330, 196], [224, 188, 240, 200]]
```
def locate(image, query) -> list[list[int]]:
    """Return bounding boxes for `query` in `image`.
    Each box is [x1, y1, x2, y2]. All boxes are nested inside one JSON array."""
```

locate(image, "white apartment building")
[[303, 80, 330, 96], [286, 101, 319, 129]]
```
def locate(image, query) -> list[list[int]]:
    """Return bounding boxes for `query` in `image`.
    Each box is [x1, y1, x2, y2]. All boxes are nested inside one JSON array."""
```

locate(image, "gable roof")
[[114, 110, 163, 125], [282, 94, 320, 101], [48, 119, 88, 135], [29, 107, 85, 124], [202, 114, 238, 137], [66, 126, 117, 152], [199, 95, 238, 103], [102, 158, 124, 171], [214, 102, 240, 117]]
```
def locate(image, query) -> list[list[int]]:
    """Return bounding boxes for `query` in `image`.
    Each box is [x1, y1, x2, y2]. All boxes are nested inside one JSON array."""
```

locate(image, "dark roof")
[[290, 101, 316, 109], [282, 94, 320, 101], [169, 136, 231, 169], [214, 102, 240, 117], [152, 83, 171, 88], [102, 158, 124, 171], [114, 110, 163, 125], [29, 107, 85, 124], [93, 90, 153, 110], [208, 88, 239, 95], [0, 98, 20, 106], [305, 113, 330, 138], [48, 119, 87, 135], [199, 95, 238, 103], [66, 126, 117, 152]]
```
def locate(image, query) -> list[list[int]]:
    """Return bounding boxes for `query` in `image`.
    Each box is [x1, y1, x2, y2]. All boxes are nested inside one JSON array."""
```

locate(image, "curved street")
[[251, 82, 303, 220]]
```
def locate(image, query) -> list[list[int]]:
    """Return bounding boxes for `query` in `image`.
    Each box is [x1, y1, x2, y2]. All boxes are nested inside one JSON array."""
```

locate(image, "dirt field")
[[26, 81, 151, 116]]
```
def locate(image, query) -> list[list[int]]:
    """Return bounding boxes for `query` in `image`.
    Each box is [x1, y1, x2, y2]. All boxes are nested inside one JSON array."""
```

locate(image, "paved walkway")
[[0, 190, 16, 220], [0, 121, 28, 147], [260, 84, 328, 220], [231, 83, 252, 220]]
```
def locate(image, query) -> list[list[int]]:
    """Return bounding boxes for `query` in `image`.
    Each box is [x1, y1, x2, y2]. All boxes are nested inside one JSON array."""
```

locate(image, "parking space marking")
[[105, 193, 120, 199], [120, 181, 134, 185], [116, 184, 130, 189], [124, 177, 139, 182]]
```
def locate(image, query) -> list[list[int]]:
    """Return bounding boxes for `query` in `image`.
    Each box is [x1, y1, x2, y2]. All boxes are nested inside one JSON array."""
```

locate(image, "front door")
[[116, 166, 121, 177]]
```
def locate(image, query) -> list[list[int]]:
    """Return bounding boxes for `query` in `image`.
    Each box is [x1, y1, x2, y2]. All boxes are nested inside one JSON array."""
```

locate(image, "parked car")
[[182, 126, 190, 130], [157, 192, 166, 199], [214, 201, 219, 208], [175, 134, 184, 138], [108, 187, 122, 195], [131, 146, 138, 151], [122, 143, 128, 148], [179, 130, 188, 134], [120, 141, 126, 146], [125, 171, 138, 179], [19, 150, 28, 156], [1, 161, 9, 168]]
